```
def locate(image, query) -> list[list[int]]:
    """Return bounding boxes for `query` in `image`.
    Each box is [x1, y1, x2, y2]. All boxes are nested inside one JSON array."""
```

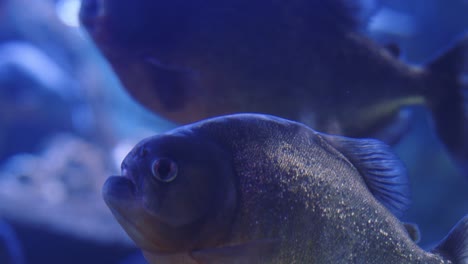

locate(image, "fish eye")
[[151, 158, 178, 183]]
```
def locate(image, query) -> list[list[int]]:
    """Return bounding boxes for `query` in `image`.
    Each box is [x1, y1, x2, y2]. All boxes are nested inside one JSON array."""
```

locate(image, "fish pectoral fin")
[[190, 239, 281, 264], [317, 133, 410, 218]]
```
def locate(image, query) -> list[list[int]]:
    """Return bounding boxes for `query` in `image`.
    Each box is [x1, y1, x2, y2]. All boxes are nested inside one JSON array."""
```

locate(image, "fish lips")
[[102, 175, 137, 209]]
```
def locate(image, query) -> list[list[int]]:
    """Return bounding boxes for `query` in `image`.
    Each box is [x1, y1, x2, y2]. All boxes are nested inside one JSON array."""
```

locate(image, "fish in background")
[[103, 114, 468, 264], [0, 219, 24, 264], [79, 0, 468, 176]]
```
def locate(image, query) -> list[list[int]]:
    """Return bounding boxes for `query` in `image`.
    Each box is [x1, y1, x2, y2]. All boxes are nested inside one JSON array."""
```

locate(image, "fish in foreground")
[[79, 0, 468, 173], [103, 114, 468, 264]]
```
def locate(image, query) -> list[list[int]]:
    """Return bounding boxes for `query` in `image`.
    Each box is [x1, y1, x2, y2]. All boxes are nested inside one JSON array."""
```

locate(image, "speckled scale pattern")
[[191, 115, 450, 263]]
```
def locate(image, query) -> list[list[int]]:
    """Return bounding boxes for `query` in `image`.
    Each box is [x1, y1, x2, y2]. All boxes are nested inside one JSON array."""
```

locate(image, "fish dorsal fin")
[[318, 133, 410, 217], [432, 215, 468, 264]]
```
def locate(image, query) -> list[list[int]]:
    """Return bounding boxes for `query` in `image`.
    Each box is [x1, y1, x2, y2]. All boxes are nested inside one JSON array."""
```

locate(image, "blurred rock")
[[0, 134, 131, 245], [0, 42, 76, 162]]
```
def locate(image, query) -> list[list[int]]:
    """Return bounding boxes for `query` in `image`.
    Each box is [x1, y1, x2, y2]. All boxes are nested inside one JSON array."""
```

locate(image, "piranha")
[[103, 114, 468, 264], [79, 0, 468, 172]]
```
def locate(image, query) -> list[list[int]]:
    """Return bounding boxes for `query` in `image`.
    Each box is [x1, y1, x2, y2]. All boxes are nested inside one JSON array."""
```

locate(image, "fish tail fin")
[[431, 215, 468, 263], [424, 34, 468, 177]]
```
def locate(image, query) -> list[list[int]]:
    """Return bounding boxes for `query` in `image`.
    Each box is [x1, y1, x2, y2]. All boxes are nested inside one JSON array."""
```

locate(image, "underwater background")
[[0, 0, 467, 263]]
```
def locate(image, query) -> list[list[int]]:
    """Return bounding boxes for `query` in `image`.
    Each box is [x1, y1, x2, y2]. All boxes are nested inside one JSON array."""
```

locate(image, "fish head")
[[79, 0, 234, 120], [103, 130, 238, 254], [78, 0, 311, 122]]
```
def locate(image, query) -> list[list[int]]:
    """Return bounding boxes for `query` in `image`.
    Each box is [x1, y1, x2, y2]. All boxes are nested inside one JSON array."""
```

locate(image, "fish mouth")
[[102, 175, 137, 207]]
